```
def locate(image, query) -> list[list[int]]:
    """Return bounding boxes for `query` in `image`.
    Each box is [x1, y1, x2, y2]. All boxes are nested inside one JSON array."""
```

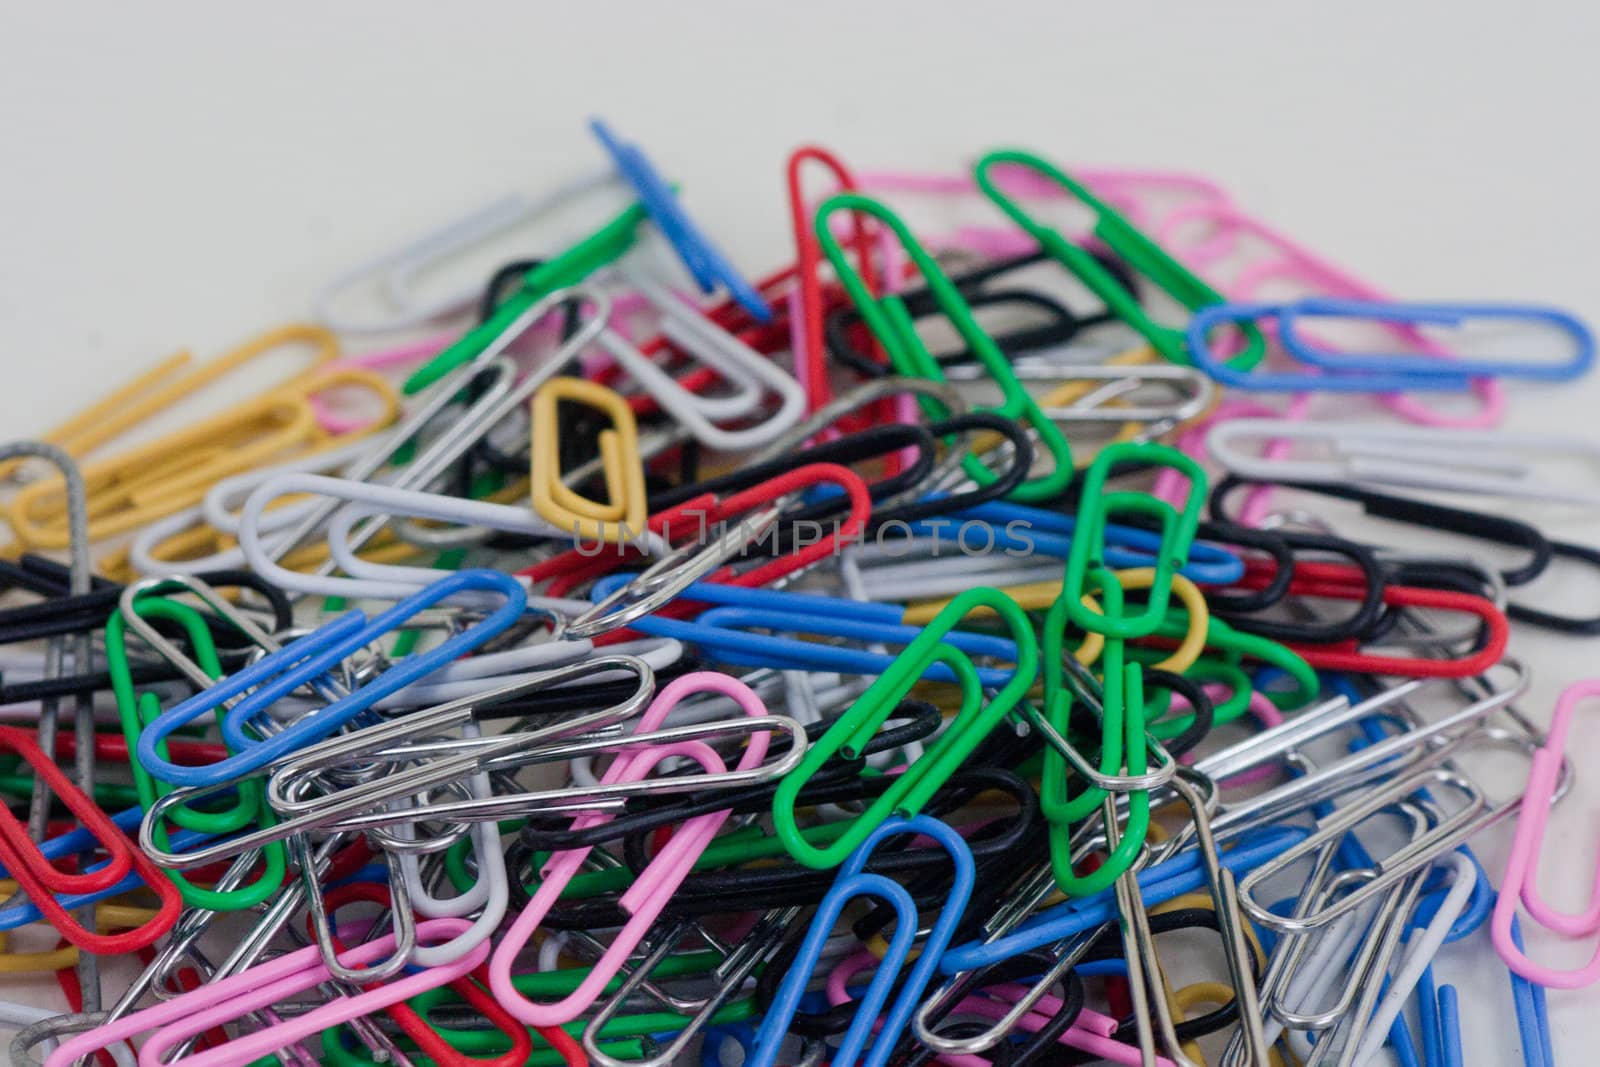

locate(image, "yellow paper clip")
[[530, 377, 648, 545]]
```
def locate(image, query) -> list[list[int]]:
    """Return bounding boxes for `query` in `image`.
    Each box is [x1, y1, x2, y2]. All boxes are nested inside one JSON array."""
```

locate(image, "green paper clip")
[[772, 587, 1039, 868], [402, 200, 648, 394], [814, 192, 1074, 502], [974, 148, 1265, 371]]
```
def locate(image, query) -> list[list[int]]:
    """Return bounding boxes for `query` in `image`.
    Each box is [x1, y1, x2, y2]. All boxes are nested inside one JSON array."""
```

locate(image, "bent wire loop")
[[133, 568, 527, 788], [44, 918, 485, 1067], [748, 816, 976, 1067], [772, 586, 1038, 869], [488, 670, 799, 1026], [972, 148, 1265, 372], [813, 191, 1075, 501], [1493, 677, 1600, 988], [0, 727, 180, 952]]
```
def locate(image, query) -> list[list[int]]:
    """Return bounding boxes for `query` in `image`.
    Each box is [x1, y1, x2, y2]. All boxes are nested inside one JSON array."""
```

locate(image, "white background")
[[2, 2, 1599, 1062]]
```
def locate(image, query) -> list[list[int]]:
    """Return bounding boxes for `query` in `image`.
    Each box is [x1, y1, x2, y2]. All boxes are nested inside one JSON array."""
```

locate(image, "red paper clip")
[[0, 727, 181, 951]]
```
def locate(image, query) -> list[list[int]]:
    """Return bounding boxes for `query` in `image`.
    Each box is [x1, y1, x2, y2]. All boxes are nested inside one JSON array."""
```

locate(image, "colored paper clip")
[[106, 577, 288, 910], [813, 191, 1075, 501], [1207, 418, 1600, 508], [488, 671, 797, 1026], [1493, 677, 1600, 988], [44, 918, 486, 1067], [590, 117, 771, 324], [403, 201, 647, 393], [973, 149, 1265, 371], [133, 568, 526, 788], [594, 264, 805, 449], [597, 577, 1027, 685], [749, 816, 975, 1067], [1038, 580, 1175, 895], [0, 729, 180, 952], [772, 587, 1037, 868], [0, 323, 340, 484], [1187, 298, 1594, 391], [1157, 199, 1510, 428], [1059, 441, 1208, 640], [530, 377, 648, 545], [6, 359, 398, 549], [313, 168, 615, 334], [786, 145, 883, 413], [1271, 297, 1593, 382]]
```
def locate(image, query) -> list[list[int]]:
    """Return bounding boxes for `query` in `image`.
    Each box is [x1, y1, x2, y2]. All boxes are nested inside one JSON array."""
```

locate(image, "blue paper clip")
[[1189, 302, 1471, 393], [135, 569, 526, 788], [586, 576, 1023, 685], [1278, 297, 1595, 382], [749, 816, 974, 1067], [1188, 298, 1594, 392], [589, 118, 771, 324], [950, 500, 1246, 585]]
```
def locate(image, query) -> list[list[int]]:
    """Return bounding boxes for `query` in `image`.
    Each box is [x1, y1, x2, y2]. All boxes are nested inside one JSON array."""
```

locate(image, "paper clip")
[[44, 918, 485, 1067], [1059, 441, 1208, 641], [133, 568, 526, 788], [530, 377, 648, 545], [1207, 418, 1600, 508], [313, 168, 614, 334], [973, 148, 1265, 371], [488, 671, 796, 1026], [403, 200, 647, 393], [749, 816, 975, 1067], [106, 576, 288, 911], [1493, 678, 1600, 988], [813, 191, 1075, 501], [590, 117, 771, 324], [0, 323, 340, 484], [0, 728, 180, 952], [6, 360, 398, 549], [786, 145, 882, 413], [772, 587, 1037, 868], [1187, 298, 1594, 391], [594, 265, 805, 449]]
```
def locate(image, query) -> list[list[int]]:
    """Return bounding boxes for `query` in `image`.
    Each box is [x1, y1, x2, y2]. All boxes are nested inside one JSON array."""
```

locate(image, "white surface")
[[2, 2, 1600, 1061]]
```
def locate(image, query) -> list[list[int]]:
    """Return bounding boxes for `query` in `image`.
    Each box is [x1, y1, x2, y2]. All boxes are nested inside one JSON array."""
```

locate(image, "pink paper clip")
[[45, 918, 483, 1067], [488, 671, 777, 1026], [1492, 678, 1598, 989]]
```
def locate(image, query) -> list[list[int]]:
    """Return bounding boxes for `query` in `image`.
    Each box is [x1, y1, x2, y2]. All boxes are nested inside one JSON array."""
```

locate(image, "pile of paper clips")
[[0, 118, 1595, 1067]]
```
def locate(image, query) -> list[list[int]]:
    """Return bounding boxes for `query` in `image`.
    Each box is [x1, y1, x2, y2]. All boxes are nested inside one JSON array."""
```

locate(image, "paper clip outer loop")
[[44, 918, 485, 1067], [813, 191, 1074, 501], [530, 377, 648, 544], [105, 597, 286, 911], [750, 816, 976, 1067], [0, 728, 180, 953], [134, 569, 526, 788], [488, 671, 780, 1027], [1492, 678, 1600, 988], [1061, 441, 1208, 641], [973, 149, 1265, 372], [772, 587, 1038, 869], [1278, 298, 1595, 382], [1187, 302, 1477, 394]]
